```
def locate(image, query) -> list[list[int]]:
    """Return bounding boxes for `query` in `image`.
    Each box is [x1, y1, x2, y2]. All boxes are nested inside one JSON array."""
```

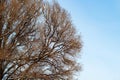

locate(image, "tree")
[[0, 0, 82, 80]]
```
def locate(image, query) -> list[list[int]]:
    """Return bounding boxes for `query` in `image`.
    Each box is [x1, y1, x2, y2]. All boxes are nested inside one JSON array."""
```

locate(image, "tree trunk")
[[0, 60, 3, 80], [0, 13, 3, 80], [0, 26, 3, 80]]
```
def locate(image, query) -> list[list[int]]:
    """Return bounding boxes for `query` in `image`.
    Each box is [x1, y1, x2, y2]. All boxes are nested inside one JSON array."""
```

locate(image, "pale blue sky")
[[57, 0, 120, 80]]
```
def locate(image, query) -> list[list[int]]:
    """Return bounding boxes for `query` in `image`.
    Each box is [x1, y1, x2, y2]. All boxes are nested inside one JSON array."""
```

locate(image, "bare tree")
[[0, 0, 82, 80]]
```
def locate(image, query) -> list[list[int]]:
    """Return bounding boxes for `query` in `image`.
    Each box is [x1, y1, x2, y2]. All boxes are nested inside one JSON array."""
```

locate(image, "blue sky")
[[57, 0, 120, 80]]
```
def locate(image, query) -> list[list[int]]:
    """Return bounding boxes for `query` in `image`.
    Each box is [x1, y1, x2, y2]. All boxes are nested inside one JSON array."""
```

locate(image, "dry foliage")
[[0, 0, 82, 80]]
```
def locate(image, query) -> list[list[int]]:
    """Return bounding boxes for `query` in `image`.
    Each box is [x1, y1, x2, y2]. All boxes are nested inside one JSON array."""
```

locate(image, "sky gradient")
[[57, 0, 120, 80]]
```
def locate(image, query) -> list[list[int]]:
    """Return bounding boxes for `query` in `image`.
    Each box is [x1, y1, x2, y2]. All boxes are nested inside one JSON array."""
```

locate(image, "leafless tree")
[[0, 0, 82, 80]]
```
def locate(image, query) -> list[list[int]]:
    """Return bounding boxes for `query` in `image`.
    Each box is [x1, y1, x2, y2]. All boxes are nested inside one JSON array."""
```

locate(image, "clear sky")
[[57, 0, 120, 80]]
